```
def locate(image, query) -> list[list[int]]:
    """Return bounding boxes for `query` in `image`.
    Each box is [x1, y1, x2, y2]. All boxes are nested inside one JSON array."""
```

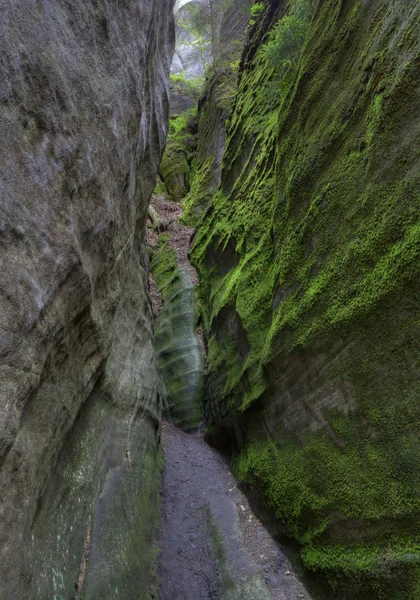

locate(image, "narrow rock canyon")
[[1, 1, 419, 599]]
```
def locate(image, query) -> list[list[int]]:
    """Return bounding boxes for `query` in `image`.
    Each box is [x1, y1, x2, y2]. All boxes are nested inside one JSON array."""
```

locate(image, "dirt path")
[[157, 422, 311, 600]]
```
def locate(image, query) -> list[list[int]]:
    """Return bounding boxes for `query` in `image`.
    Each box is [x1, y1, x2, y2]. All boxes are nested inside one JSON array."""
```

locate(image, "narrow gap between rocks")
[[147, 197, 311, 600]]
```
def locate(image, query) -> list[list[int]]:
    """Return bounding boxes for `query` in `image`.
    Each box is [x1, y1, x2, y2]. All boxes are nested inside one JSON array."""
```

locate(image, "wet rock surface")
[[148, 196, 205, 431]]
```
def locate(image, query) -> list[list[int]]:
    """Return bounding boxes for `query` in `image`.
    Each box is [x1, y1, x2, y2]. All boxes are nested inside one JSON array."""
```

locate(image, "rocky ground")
[[157, 423, 311, 600]]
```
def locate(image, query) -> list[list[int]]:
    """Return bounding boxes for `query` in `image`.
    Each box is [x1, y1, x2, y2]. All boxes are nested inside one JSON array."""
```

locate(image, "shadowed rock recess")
[[0, 0, 173, 598]]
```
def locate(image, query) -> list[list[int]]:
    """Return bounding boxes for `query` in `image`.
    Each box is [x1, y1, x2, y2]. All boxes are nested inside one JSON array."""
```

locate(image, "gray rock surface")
[[0, 0, 174, 597], [157, 422, 311, 600]]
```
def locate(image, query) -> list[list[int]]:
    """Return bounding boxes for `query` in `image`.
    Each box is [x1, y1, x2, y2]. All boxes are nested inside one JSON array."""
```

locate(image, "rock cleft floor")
[[157, 422, 311, 600]]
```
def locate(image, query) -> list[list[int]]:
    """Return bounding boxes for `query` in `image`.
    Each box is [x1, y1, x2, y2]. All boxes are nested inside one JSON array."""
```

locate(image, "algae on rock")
[[159, 108, 198, 202], [152, 235, 204, 431], [187, 0, 420, 597]]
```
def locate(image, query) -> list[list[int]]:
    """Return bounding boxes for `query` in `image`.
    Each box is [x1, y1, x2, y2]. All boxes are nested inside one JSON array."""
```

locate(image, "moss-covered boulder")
[[159, 109, 198, 202], [190, 0, 420, 597]]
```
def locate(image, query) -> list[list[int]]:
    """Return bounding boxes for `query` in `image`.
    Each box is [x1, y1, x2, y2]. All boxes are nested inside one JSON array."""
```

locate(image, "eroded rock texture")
[[0, 1, 174, 597], [153, 243, 204, 431], [148, 197, 204, 432], [182, 0, 253, 224], [189, 0, 420, 597]]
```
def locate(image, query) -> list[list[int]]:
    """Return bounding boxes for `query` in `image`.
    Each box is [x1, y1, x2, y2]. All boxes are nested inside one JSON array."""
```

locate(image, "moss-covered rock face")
[[182, 0, 254, 226], [182, 68, 240, 225], [152, 235, 204, 431], [164, 0, 253, 207], [190, 0, 420, 596], [159, 109, 198, 202]]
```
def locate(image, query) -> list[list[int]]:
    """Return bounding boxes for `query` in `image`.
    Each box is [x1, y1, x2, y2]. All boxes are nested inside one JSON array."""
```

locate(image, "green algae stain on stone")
[[159, 109, 198, 202], [152, 235, 204, 431], [187, 0, 420, 596]]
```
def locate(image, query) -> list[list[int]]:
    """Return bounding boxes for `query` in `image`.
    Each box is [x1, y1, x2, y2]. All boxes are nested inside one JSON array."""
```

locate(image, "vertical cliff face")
[[189, 0, 420, 597], [0, 1, 174, 598], [152, 0, 253, 431], [181, 0, 254, 224]]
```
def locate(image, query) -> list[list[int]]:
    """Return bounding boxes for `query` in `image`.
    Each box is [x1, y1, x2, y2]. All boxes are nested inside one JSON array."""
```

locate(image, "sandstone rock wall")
[[0, 1, 174, 597], [161, 0, 253, 205], [189, 0, 420, 597], [180, 0, 254, 224], [152, 234, 204, 431]]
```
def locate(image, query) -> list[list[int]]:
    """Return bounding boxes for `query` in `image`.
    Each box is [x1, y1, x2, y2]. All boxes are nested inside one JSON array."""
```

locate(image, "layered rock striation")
[[150, 215, 204, 432], [181, 0, 253, 224], [0, 0, 174, 597], [189, 0, 420, 597]]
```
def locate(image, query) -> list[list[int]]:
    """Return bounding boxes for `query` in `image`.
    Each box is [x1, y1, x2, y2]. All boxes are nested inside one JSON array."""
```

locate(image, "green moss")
[[190, 0, 314, 409], [170, 72, 204, 101], [159, 108, 197, 201], [250, 2, 264, 24], [182, 66, 243, 226], [151, 233, 178, 292], [151, 235, 204, 431], [187, 0, 420, 596], [168, 107, 197, 139], [181, 156, 215, 226], [153, 177, 167, 196], [233, 405, 420, 597]]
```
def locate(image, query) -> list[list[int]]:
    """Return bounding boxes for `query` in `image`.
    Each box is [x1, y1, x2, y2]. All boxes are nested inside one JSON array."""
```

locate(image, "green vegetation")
[[181, 66, 240, 226], [177, 0, 251, 75], [174, 0, 253, 221], [178, 0, 234, 67], [249, 2, 264, 27], [190, 0, 314, 407], [187, 0, 420, 596], [151, 235, 204, 431], [250, 2, 264, 18], [168, 107, 197, 138], [170, 72, 204, 100], [260, 0, 311, 70], [159, 108, 197, 201]]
